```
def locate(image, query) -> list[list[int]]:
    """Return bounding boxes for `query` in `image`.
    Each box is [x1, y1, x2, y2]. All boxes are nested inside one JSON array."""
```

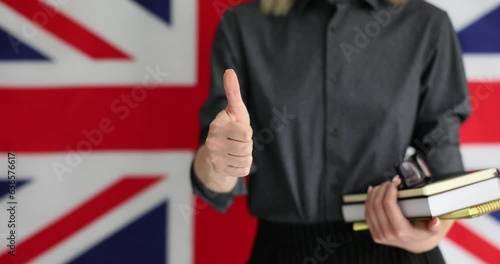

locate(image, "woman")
[[192, 0, 471, 263]]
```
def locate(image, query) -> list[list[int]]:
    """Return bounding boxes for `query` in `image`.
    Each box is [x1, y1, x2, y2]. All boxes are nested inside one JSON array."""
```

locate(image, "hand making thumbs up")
[[205, 69, 253, 177]]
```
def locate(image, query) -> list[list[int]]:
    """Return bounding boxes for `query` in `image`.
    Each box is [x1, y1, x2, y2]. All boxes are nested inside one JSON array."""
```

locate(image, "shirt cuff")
[[424, 145, 465, 178], [190, 161, 247, 213]]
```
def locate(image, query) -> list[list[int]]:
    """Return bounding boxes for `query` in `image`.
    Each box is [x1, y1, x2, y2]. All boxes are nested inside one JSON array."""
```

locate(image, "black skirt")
[[248, 220, 446, 264]]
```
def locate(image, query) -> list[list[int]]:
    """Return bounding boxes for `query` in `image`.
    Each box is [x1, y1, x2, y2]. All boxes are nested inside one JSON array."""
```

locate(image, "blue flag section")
[[0, 28, 48, 60], [69, 202, 168, 264], [133, 0, 172, 24], [458, 6, 500, 53]]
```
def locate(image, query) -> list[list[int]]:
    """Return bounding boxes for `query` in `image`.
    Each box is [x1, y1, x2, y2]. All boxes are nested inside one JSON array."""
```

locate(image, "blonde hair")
[[260, 0, 406, 16], [260, 0, 295, 16]]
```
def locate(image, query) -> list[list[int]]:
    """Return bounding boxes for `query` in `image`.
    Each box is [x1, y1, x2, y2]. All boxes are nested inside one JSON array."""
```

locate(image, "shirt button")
[[329, 127, 339, 138]]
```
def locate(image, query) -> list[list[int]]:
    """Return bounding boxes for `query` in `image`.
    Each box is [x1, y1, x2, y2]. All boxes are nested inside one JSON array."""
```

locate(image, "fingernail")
[[392, 175, 401, 185], [367, 186, 373, 192]]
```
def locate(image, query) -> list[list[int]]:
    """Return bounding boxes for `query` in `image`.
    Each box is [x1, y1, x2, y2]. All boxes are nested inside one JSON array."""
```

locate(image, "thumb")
[[427, 217, 441, 233], [223, 69, 249, 124]]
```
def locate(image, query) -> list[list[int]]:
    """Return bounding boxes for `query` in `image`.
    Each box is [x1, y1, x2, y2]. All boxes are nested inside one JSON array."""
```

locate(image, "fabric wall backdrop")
[[0, 0, 498, 263]]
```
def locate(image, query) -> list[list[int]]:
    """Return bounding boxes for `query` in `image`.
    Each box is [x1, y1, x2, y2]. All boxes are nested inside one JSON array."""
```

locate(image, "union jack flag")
[[0, 0, 498, 264], [427, 1, 500, 263], [0, 0, 196, 263]]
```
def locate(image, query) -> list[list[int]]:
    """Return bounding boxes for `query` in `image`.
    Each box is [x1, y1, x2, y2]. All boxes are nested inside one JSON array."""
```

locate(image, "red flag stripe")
[[0, 176, 162, 263], [0, 83, 499, 152], [446, 221, 500, 264], [0, 86, 204, 152], [1, 0, 131, 60], [461, 82, 500, 143]]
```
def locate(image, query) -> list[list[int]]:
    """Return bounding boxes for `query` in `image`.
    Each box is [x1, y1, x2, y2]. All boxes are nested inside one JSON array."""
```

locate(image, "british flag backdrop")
[[0, 0, 498, 263]]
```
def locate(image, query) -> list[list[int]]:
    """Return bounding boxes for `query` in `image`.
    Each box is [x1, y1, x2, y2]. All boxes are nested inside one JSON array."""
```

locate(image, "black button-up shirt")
[[191, 0, 471, 223]]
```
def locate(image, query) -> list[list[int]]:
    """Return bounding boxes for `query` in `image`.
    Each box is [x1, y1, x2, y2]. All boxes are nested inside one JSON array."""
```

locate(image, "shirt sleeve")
[[411, 13, 471, 177], [190, 9, 249, 213]]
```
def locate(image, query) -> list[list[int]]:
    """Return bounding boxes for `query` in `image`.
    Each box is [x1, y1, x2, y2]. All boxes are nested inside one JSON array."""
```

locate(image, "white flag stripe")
[[440, 238, 485, 264], [0, 2, 90, 62], [33, 188, 167, 264], [0, 0, 197, 87], [426, 0, 500, 31], [0, 155, 120, 243], [461, 144, 500, 170], [40, 0, 176, 61], [33, 176, 193, 264], [459, 216, 500, 250], [463, 55, 500, 81], [0, 151, 193, 264]]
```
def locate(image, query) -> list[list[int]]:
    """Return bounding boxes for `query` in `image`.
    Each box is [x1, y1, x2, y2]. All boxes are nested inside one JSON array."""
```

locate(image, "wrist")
[[404, 235, 442, 253], [208, 170, 239, 192]]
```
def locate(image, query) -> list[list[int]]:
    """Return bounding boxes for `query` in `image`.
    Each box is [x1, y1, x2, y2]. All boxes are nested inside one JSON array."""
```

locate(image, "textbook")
[[343, 168, 499, 203], [352, 199, 500, 231], [342, 177, 500, 222], [342, 168, 500, 222]]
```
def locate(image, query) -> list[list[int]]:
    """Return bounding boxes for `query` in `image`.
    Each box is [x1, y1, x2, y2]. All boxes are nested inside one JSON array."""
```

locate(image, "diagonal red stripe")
[[446, 221, 500, 264], [1, 0, 131, 60], [0, 176, 162, 263]]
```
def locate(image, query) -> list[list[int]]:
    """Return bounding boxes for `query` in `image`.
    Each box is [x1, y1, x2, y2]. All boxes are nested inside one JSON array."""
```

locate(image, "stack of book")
[[342, 168, 500, 230]]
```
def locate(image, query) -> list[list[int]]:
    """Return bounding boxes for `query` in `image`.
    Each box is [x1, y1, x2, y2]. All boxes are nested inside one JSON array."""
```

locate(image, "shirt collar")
[[295, 0, 382, 13]]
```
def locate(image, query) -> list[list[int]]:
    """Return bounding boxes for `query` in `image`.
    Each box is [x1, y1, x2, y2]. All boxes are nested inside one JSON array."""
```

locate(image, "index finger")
[[382, 176, 411, 233]]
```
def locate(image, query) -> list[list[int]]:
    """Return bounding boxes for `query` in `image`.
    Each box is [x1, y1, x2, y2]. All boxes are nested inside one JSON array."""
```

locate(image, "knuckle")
[[205, 138, 217, 150], [235, 143, 246, 153], [214, 164, 226, 174], [243, 127, 253, 139], [365, 206, 374, 217], [209, 122, 219, 133], [223, 166, 234, 176], [364, 208, 371, 217], [394, 228, 406, 238], [382, 199, 392, 208], [232, 167, 248, 177], [243, 143, 253, 154], [241, 167, 251, 176], [229, 167, 249, 177], [243, 156, 253, 167]]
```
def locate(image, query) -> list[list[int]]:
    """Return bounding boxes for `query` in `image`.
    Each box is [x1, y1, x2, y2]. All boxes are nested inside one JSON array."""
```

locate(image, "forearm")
[[193, 145, 238, 193]]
